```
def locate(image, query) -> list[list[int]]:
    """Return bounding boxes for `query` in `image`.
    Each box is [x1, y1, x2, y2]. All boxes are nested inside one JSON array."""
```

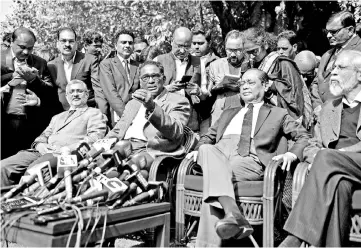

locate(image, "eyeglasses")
[[333, 64, 355, 71], [119, 41, 134, 45], [245, 46, 261, 56], [67, 89, 86, 94], [174, 43, 191, 50], [59, 39, 76, 44], [325, 27, 345, 36], [140, 73, 163, 82], [225, 48, 244, 54]]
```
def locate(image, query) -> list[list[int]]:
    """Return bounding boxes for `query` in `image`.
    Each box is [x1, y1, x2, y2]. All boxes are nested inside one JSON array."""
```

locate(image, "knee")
[[337, 180, 353, 195], [314, 148, 336, 163], [198, 144, 213, 154]]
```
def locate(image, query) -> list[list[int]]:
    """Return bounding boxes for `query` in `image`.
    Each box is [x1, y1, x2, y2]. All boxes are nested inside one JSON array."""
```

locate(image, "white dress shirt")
[[200, 53, 210, 90], [342, 88, 361, 108], [223, 101, 264, 137], [124, 105, 148, 141], [61, 52, 76, 84], [117, 54, 131, 81]]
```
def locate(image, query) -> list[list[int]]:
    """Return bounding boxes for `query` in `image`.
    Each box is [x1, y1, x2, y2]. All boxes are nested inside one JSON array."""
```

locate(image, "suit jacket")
[[196, 104, 311, 166], [48, 51, 101, 110], [99, 55, 140, 125], [304, 98, 361, 164], [310, 35, 361, 108], [0, 48, 62, 135], [106, 89, 191, 157], [32, 107, 107, 152]]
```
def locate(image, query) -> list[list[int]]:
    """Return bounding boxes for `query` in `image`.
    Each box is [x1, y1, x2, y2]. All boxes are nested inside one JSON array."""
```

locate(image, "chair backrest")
[[183, 125, 198, 154]]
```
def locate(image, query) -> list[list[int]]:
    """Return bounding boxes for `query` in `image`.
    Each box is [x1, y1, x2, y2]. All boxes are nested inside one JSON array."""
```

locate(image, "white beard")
[[329, 83, 343, 97]]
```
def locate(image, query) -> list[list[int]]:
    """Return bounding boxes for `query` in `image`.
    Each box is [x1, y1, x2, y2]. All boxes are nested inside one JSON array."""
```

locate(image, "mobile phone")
[[181, 75, 193, 84]]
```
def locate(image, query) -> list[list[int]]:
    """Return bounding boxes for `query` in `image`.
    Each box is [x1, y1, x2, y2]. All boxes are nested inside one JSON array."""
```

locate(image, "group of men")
[[1, 9, 361, 248]]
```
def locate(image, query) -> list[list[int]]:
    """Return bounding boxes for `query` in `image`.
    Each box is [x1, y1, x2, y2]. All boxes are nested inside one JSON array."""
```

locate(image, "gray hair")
[[338, 50, 361, 72], [66, 80, 88, 93], [225, 30, 244, 44]]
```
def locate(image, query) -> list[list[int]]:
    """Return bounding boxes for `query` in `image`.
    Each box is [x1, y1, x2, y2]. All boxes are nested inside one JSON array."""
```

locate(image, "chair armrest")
[[292, 162, 310, 207]]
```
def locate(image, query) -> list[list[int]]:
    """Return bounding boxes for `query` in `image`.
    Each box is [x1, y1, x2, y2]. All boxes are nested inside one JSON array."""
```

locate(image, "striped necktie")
[[237, 104, 254, 156]]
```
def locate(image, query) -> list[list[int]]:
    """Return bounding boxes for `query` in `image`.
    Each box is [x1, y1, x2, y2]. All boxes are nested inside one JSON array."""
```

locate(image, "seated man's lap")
[[229, 154, 264, 182]]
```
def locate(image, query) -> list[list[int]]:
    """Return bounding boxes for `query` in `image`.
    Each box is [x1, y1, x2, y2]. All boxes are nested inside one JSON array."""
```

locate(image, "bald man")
[[154, 27, 206, 133], [1, 27, 61, 158], [294, 50, 318, 89]]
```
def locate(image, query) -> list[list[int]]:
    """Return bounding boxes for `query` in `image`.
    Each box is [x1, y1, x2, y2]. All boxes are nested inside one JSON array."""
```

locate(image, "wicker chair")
[[292, 162, 361, 245], [175, 157, 287, 247]]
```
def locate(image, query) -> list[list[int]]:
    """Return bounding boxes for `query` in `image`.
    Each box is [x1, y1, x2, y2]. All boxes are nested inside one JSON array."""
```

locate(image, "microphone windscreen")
[[71, 142, 91, 161], [139, 170, 149, 180], [113, 140, 132, 160], [106, 170, 121, 179]]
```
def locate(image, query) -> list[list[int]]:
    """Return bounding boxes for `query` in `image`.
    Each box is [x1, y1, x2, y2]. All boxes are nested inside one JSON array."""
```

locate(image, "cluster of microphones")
[[0, 139, 168, 213]]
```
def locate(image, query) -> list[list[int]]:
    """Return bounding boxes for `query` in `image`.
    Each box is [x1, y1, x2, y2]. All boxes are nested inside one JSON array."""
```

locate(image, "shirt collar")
[[61, 51, 76, 64], [68, 105, 87, 111], [117, 53, 130, 64], [341, 34, 357, 50], [342, 89, 361, 107], [172, 52, 189, 63], [245, 101, 264, 109]]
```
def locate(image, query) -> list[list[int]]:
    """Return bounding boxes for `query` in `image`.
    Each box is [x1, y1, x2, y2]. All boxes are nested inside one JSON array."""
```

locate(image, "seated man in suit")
[[99, 30, 140, 127], [186, 68, 311, 247], [280, 50, 361, 247], [0, 79, 107, 187], [48, 27, 103, 111], [105, 60, 190, 159]]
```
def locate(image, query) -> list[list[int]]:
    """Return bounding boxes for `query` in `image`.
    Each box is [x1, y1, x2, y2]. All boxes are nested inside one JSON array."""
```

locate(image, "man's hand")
[[165, 80, 185, 92], [272, 152, 297, 171], [313, 105, 322, 120], [132, 89, 155, 111], [36, 143, 54, 155], [16, 66, 39, 82], [186, 82, 201, 96], [186, 151, 198, 162], [16, 89, 40, 106]]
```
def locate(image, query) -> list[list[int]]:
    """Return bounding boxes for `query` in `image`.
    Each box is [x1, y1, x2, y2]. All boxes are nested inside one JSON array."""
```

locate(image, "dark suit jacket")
[[310, 35, 361, 108], [106, 89, 191, 157], [196, 104, 311, 166], [0, 48, 61, 135], [304, 98, 361, 164], [47, 51, 101, 110], [99, 55, 140, 125]]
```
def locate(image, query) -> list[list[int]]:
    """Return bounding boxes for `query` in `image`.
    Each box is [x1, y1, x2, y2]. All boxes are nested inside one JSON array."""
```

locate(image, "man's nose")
[[327, 32, 333, 39], [22, 49, 29, 55]]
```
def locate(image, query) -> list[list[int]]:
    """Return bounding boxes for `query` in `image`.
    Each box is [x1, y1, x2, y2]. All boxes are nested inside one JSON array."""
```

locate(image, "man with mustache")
[[280, 49, 361, 247], [1, 27, 60, 159], [310, 11, 361, 112], [99, 30, 140, 127], [207, 30, 250, 126], [0, 79, 107, 187], [186, 68, 310, 247], [48, 27, 103, 112], [154, 27, 205, 134]]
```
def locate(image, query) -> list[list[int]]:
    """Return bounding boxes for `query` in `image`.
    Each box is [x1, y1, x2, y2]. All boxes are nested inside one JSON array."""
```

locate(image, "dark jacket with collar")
[[99, 55, 140, 126], [48, 51, 101, 110], [310, 35, 361, 108], [196, 104, 311, 166]]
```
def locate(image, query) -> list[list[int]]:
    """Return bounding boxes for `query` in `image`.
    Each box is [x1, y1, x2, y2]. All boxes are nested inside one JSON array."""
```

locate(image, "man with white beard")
[[279, 49, 361, 247]]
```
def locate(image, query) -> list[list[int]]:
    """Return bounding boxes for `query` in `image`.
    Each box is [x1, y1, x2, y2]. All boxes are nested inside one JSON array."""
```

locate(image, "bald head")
[[11, 27, 37, 61], [172, 27, 192, 60], [294, 50, 318, 74]]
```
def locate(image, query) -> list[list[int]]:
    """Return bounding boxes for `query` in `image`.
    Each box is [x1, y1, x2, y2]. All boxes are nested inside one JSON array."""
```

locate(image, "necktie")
[[65, 110, 76, 122], [237, 103, 254, 156], [124, 60, 130, 82]]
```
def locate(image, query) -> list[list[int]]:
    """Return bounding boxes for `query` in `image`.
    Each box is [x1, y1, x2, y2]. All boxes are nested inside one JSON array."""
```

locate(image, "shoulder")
[[83, 53, 97, 63], [48, 56, 60, 66], [267, 104, 288, 116], [86, 107, 103, 114], [165, 91, 189, 104], [29, 54, 47, 66], [210, 57, 227, 66]]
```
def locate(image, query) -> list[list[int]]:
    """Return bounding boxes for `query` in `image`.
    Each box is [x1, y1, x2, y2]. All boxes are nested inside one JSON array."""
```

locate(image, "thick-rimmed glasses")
[[325, 26, 345, 36], [67, 89, 87, 95], [225, 48, 243, 54], [140, 73, 163, 83]]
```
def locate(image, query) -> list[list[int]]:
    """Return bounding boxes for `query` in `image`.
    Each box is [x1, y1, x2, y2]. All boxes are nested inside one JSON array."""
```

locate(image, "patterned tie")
[[65, 110, 76, 122], [237, 103, 254, 156], [124, 60, 130, 82]]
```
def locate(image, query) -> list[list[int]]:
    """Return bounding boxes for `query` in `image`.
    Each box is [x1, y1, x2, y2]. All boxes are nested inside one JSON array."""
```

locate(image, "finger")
[[281, 159, 287, 170], [16, 93, 27, 97], [26, 89, 35, 95], [194, 153, 197, 162], [272, 155, 280, 160], [286, 161, 291, 171]]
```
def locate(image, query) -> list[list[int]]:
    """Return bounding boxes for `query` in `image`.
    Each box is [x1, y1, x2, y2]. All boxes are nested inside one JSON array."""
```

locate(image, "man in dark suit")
[[154, 27, 205, 134], [99, 30, 140, 127], [82, 30, 104, 63], [310, 11, 361, 112], [0, 79, 107, 187], [186, 69, 310, 247], [0, 27, 60, 159], [105, 60, 190, 158], [280, 50, 361, 247], [48, 27, 102, 111]]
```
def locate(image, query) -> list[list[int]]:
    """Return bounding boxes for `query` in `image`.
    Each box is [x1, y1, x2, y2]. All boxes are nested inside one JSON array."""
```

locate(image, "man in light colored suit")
[[207, 30, 250, 126], [186, 69, 310, 247], [105, 60, 190, 158], [48, 27, 103, 110], [280, 50, 361, 247], [0, 80, 107, 187], [310, 11, 361, 111], [99, 30, 140, 127]]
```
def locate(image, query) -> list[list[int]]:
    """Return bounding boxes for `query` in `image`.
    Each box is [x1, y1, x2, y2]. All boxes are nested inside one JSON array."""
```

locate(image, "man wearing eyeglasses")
[[99, 30, 140, 127], [310, 11, 361, 112], [280, 49, 361, 247], [1, 27, 61, 159], [105, 60, 190, 159], [0, 79, 107, 187], [48, 27, 102, 112], [186, 68, 310, 247], [154, 27, 204, 134], [207, 30, 250, 126]]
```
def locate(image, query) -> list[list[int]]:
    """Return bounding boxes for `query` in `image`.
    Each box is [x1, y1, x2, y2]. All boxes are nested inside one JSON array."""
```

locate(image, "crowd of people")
[[1, 9, 361, 247]]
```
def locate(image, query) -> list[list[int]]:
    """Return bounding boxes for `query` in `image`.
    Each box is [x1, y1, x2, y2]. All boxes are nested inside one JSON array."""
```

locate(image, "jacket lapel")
[[254, 105, 271, 136], [357, 104, 361, 140], [5, 49, 14, 71], [324, 98, 342, 146], [113, 55, 129, 84], [56, 107, 88, 132], [322, 48, 336, 79], [218, 107, 243, 139], [129, 60, 137, 87], [71, 51, 84, 80]]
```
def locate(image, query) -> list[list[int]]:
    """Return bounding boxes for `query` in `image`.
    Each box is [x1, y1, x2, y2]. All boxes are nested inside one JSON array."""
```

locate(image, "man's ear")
[[293, 43, 298, 53], [356, 71, 361, 82]]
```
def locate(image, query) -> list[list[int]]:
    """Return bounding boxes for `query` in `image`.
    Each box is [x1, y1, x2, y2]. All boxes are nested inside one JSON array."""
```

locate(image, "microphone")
[[118, 160, 140, 181], [125, 170, 149, 191], [71, 142, 91, 161], [123, 181, 169, 207], [92, 138, 118, 152], [95, 173, 128, 201], [57, 154, 78, 200], [81, 157, 114, 186], [46, 170, 89, 197], [109, 181, 137, 209], [71, 147, 105, 176], [1, 161, 53, 202], [129, 152, 154, 171]]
